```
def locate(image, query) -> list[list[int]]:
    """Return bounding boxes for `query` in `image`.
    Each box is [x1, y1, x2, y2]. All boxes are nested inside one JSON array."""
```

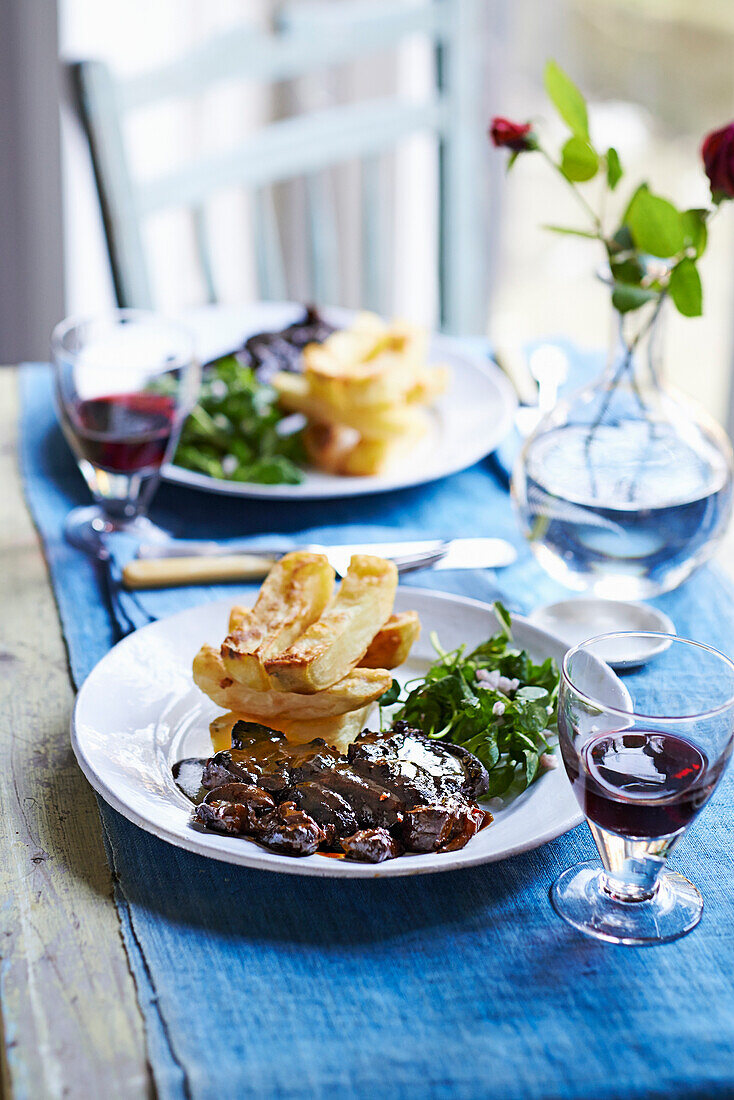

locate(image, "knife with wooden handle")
[[123, 554, 281, 589], [122, 537, 517, 589]]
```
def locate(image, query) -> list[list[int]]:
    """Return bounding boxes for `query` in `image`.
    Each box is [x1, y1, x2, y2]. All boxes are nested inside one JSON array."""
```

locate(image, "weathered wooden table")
[[1, 370, 151, 1097], [1, 365, 732, 1098]]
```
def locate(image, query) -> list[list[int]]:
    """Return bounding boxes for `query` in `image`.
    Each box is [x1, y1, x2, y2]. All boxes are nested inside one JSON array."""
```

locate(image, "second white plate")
[[162, 302, 517, 500]]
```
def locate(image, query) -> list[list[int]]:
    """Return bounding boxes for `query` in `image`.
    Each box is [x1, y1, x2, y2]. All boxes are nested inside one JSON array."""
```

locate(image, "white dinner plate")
[[71, 587, 594, 878], [161, 302, 517, 500]]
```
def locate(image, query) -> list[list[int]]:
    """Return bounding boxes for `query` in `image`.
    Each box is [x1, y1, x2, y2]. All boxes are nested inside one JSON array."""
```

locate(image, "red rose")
[[489, 117, 536, 153], [701, 122, 734, 200]]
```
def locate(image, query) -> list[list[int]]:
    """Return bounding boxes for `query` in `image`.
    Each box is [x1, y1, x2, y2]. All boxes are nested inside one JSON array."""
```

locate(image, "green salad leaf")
[[174, 355, 305, 484], [386, 602, 559, 798]]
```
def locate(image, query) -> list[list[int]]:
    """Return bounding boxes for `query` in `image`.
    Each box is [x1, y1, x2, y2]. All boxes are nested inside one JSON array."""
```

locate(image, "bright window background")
[[489, 0, 734, 423], [60, 0, 734, 424]]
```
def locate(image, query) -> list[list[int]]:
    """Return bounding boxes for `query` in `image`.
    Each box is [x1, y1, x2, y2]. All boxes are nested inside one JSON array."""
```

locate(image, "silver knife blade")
[[136, 536, 517, 575]]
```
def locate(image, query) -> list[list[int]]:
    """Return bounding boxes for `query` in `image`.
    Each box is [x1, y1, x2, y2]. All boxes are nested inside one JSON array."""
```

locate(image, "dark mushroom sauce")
[[219, 305, 336, 384], [173, 720, 493, 863]]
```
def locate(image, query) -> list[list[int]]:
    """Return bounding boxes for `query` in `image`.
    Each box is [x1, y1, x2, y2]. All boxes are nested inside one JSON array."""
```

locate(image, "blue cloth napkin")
[[19, 363, 734, 1100]]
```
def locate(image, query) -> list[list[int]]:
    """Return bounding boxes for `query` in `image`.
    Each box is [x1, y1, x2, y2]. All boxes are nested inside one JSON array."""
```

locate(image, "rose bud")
[[489, 117, 537, 153], [701, 122, 734, 200]]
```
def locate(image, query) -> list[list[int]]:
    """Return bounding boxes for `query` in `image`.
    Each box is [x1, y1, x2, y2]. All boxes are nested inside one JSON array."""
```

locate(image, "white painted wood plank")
[[0, 372, 151, 1098], [137, 97, 448, 214], [73, 61, 153, 308], [120, 2, 450, 111]]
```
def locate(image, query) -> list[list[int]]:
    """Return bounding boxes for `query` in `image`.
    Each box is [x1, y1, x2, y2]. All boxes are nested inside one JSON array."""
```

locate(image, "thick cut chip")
[[208, 707, 371, 755], [221, 551, 334, 689], [274, 705, 372, 753], [304, 327, 426, 409], [360, 611, 421, 669], [406, 365, 451, 406], [228, 604, 253, 634], [273, 373, 430, 441], [302, 420, 428, 477], [228, 603, 421, 668], [264, 555, 398, 694], [193, 644, 392, 719]]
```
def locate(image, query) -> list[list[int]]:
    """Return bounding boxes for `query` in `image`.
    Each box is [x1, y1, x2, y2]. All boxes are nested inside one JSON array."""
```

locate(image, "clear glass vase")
[[512, 300, 734, 598]]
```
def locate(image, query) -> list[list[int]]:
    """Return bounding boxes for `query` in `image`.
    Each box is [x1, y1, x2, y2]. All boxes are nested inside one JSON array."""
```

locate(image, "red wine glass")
[[52, 310, 199, 550], [552, 631, 734, 945]]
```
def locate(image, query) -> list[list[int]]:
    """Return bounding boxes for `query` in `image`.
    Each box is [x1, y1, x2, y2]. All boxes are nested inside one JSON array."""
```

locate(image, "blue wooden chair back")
[[71, 0, 488, 333]]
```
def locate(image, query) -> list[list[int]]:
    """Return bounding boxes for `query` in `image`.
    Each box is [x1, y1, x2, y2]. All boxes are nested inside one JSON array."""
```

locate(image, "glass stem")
[[588, 821, 682, 902]]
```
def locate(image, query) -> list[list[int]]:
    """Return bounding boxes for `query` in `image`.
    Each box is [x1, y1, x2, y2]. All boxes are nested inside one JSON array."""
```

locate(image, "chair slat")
[[306, 173, 340, 308], [360, 156, 384, 315], [136, 97, 448, 215], [253, 188, 287, 302], [72, 61, 153, 308], [120, 3, 451, 112], [437, 0, 487, 334], [192, 205, 218, 304]]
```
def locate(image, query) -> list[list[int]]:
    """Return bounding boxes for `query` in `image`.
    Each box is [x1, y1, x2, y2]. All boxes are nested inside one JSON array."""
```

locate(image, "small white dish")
[[528, 599, 675, 670]]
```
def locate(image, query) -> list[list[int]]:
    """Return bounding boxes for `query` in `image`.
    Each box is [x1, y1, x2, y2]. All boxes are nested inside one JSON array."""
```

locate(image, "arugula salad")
[[381, 603, 559, 799], [174, 355, 305, 485], [172, 306, 335, 485]]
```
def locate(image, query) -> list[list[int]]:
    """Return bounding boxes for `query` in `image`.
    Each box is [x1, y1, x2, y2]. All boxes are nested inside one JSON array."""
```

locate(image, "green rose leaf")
[[669, 258, 703, 317], [610, 256, 645, 286], [606, 147, 622, 189], [560, 136, 598, 182], [626, 189, 685, 258], [681, 208, 708, 259], [622, 182, 650, 224], [609, 224, 634, 254], [543, 224, 599, 239], [544, 60, 589, 139], [611, 282, 659, 313]]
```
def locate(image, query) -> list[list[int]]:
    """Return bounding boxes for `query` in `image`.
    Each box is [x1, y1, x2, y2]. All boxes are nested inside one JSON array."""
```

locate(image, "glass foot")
[[550, 860, 702, 945], [64, 505, 171, 555]]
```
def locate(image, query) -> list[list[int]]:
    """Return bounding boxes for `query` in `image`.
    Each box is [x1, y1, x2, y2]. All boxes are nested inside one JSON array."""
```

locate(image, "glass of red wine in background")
[[52, 311, 199, 549], [552, 632, 734, 945]]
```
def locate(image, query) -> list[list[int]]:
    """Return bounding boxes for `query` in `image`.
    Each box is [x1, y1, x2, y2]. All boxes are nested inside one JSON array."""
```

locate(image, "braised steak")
[[176, 721, 492, 863]]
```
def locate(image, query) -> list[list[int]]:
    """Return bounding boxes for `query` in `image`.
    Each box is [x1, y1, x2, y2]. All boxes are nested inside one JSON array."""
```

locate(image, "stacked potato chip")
[[193, 551, 420, 753], [272, 313, 450, 476]]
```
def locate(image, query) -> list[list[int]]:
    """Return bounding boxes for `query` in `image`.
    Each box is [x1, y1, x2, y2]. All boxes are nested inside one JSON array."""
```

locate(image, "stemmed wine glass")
[[52, 310, 199, 550], [552, 631, 734, 945]]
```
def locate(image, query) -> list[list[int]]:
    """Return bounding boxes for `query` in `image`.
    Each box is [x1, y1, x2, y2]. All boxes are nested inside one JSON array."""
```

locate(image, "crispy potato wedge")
[[228, 604, 253, 633], [303, 312, 387, 373], [360, 611, 421, 668], [274, 705, 372, 753], [193, 644, 392, 718], [303, 419, 428, 477], [210, 711, 240, 753], [228, 602, 420, 669], [232, 598, 422, 664], [264, 554, 398, 693], [221, 551, 334, 689], [406, 364, 451, 406], [301, 422, 360, 476], [306, 366, 415, 411], [273, 372, 430, 441], [208, 707, 372, 754]]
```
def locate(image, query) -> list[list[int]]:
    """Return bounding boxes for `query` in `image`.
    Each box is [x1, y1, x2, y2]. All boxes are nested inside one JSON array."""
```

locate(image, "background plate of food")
[[69, 559, 623, 877], [161, 301, 517, 499]]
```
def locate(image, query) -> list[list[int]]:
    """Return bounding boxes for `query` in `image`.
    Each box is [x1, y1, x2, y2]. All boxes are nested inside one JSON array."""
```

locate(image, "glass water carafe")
[[512, 301, 733, 598]]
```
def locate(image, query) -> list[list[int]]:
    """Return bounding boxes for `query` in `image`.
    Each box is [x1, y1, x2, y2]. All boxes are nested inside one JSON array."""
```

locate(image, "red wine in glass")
[[561, 724, 716, 839], [52, 309, 198, 549], [71, 392, 178, 473]]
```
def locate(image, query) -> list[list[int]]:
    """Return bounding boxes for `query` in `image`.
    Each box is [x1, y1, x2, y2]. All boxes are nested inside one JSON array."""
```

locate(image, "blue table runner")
[[19, 362, 734, 1100]]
